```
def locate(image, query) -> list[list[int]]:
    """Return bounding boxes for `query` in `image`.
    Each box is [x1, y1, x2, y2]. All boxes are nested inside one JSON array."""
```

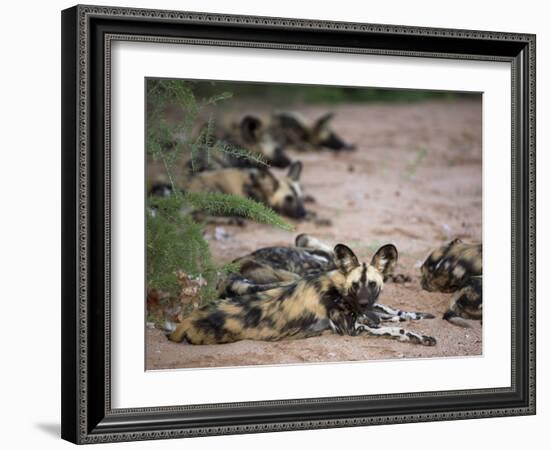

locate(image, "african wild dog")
[[199, 111, 354, 171], [179, 161, 307, 219], [218, 234, 428, 323], [421, 238, 482, 327], [269, 112, 355, 152], [168, 243, 436, 345]]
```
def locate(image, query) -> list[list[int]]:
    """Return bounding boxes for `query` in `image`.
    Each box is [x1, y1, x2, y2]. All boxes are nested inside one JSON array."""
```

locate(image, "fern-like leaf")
[[183, 191, 292, 230]]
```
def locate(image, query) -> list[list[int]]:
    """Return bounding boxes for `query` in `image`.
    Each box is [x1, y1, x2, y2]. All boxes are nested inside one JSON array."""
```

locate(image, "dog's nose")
[[294, 205, 307, 219]]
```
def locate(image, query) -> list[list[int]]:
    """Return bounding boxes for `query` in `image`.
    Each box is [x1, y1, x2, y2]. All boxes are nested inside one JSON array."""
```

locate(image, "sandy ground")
[[146, 99, 482, 370]]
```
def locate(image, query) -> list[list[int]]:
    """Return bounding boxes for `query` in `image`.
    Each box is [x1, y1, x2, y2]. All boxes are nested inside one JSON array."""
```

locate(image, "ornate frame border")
[[61, 4, 536, 444]]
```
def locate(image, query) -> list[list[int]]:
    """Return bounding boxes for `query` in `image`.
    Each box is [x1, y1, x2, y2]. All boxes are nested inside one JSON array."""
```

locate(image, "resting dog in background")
[[420, 238, 482, 327], [165, 109, 354, 175], [150, 161, 307, 220], [219, 234, 430, 323], [168, 243, 436, 345]]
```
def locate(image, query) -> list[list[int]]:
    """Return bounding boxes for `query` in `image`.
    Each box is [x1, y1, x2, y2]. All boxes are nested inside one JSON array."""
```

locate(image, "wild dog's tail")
[[159, 321, 180, 342], [167, 317, 192, 343], [443, 311, 473, 328], [162, 320, 177, 334]]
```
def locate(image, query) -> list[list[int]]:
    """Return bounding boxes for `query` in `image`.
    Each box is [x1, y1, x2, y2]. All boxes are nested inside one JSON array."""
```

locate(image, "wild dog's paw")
[[404, 330, 436, 346]]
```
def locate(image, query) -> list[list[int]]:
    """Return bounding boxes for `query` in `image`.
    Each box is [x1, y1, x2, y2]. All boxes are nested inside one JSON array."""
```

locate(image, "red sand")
[[146, 99, 482, 369]]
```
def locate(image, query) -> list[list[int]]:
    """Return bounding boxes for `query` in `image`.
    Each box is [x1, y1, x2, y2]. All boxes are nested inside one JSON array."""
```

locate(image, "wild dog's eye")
[[351, 282, 359, 293], [284, 195, 294, 204], [368, 281, 377, 289]]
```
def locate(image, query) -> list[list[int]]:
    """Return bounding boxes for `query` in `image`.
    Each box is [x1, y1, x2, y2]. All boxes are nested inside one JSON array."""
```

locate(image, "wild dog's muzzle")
[[321, 133, 355, 151], [279, 202, 306, 219]]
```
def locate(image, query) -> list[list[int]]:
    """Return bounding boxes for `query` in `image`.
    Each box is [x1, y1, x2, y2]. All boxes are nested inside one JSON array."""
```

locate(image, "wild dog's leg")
[[327, 309, 382, 337], [443, 310, 474, 328], [354, 320, 437, 346], [372, 303, 435, 322], [282, 318, 334, 341], [443, 301, 482, 328], [327, 309, 358, 335]]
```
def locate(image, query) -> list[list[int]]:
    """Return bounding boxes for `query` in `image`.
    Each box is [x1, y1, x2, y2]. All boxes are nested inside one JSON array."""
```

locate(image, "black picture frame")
[[61, 4, 536, 444]]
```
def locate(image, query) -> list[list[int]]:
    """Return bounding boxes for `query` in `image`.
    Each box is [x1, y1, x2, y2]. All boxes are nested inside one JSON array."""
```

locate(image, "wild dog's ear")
[[370, 244, 398, 275], [240, 115, 262, 143], [334, 244, 360, 274], [287, 161, 303, 181], [313, 112, 335, 132]]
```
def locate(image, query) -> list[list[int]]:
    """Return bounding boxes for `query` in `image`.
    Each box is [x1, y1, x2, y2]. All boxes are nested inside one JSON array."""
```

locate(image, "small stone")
[[214, 227, 230, 241]]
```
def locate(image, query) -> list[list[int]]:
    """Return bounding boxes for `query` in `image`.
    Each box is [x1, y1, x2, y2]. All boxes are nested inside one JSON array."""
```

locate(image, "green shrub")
[[146, 79, 290, 305]]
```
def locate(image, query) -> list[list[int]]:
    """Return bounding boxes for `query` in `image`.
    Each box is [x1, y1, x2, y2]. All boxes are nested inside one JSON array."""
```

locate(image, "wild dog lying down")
[[168, 244, 436, 345], [204, 112, 354, 169], [421, 238, 482, 327], [269, 112, 355, 152], [220, 234, 427, 323], [150, 161, 307, 220]]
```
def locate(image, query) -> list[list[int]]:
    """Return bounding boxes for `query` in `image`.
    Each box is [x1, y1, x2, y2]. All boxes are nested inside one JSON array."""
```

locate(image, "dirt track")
[[146, 99, 482, 370]]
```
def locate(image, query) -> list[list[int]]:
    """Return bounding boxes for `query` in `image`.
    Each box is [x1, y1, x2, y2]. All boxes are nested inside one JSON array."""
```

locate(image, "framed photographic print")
[[61, 4, 536, 444]]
